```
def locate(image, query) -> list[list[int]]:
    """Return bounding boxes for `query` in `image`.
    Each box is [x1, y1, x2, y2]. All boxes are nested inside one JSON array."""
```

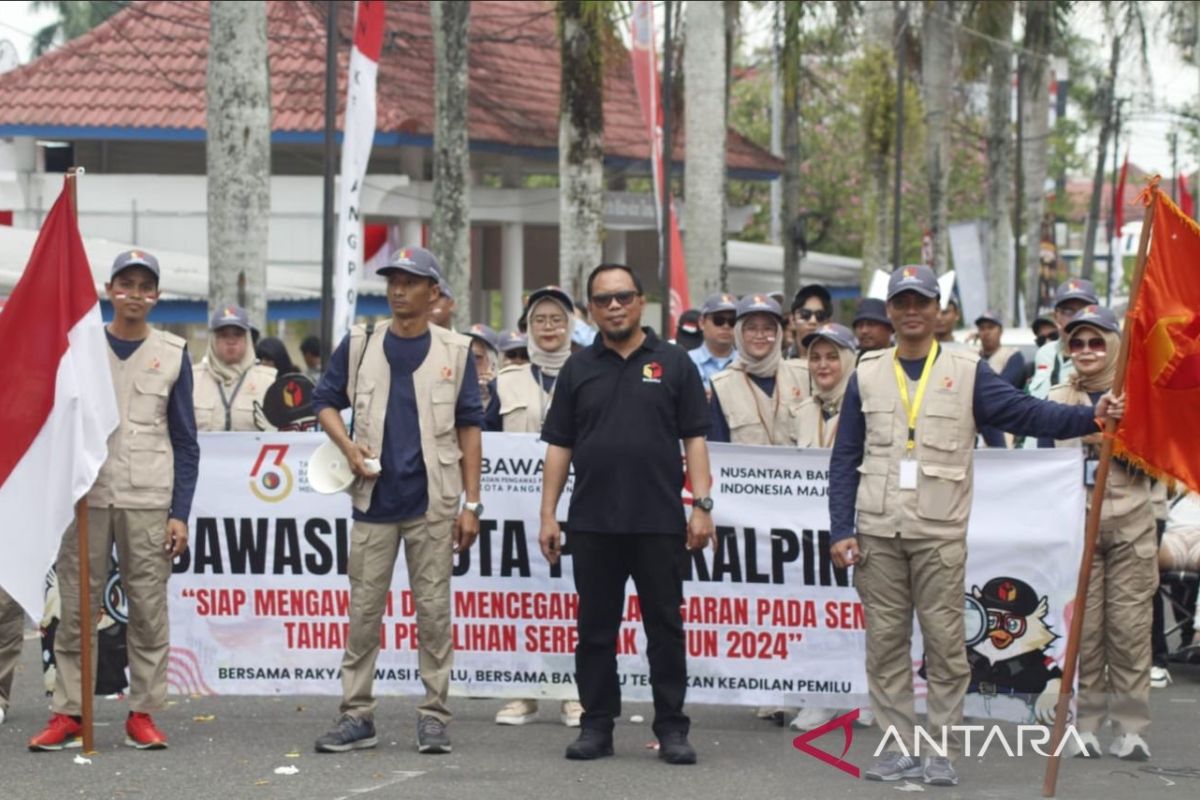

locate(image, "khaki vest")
[[985, 346, 1016, 377], [710, 360, 809, 446], [346, 323, 469, 520], [855, 345, 979, 540], [192, 362, 276, 432], [89, 328, 186, 510], [496, 363, 550, 433], [1049, 383, 1151, 530], [795, 399, 840, 448]]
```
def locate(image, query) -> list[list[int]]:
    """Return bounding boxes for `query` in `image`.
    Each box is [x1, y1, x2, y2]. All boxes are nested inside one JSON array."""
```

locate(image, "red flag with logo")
[[630, 0, 690, 335], [1115, 189, 1200, 493]]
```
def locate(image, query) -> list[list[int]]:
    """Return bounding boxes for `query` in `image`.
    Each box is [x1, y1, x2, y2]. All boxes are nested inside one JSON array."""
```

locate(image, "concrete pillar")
[[604, 228, 627, 265], [399, 218, 423, 248], [501, 222, 524, 328]]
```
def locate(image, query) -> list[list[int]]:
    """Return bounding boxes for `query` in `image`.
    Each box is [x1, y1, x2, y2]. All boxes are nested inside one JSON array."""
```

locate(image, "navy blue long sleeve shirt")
[[979, 350, 1028, 447], [105, 331, 199, 521], [313, 329, 482, 523], [828, 354, 1099, 543]]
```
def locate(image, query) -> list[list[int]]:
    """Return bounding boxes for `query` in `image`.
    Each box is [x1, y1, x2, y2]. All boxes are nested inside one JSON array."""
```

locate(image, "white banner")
[[169, 434, 1083, 722], [332, 2, 385, 345]]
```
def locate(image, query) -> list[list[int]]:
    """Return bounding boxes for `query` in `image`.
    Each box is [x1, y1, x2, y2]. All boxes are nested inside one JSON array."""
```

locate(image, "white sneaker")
[[1109, 733, 1151, 761], [789, 706, 837, 731], [1150, 666, 1172, 688], [495, 699, 539, 725], [560, 700, 583, 727], [0, 706, 6, 725], [854, 708, 876, 728], [1068, 731, 1102, 758]]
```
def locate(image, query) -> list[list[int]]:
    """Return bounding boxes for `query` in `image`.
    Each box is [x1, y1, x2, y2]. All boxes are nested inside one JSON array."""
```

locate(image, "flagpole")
[[1042, 182, 1158, 797], [660, 0, 674, 337], [66, 166, 95, 755]]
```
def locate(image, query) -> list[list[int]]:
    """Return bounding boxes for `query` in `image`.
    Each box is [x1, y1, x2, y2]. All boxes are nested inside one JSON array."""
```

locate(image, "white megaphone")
[[308, 440, 356, 494]]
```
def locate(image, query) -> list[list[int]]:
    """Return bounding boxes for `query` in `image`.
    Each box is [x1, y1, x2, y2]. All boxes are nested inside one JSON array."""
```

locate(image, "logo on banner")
[[249, 443, 294, 503]]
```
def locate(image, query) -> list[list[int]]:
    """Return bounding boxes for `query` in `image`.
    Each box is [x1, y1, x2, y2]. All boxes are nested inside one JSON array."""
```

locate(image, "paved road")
[[1, 637, 1198, 800]]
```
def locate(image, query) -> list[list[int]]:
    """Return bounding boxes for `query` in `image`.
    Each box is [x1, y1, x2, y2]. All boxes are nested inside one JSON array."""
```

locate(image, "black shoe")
[[315, 714, 377, 753], [416, 715, 452, 754], [565, 728, 614, 760], [658, 730, 696, 765]]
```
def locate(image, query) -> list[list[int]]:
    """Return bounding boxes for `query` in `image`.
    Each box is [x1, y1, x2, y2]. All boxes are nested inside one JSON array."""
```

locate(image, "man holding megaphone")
[[310, 246, 484, 757]]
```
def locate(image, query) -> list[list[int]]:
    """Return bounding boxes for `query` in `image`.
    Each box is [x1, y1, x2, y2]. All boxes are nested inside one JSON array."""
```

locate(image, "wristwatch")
[[693, 497, 714, 512], [463, 501, 484, 517]]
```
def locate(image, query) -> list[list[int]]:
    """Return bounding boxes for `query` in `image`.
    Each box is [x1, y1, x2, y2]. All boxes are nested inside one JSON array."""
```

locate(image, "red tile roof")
[[0, 0, 780, 176]]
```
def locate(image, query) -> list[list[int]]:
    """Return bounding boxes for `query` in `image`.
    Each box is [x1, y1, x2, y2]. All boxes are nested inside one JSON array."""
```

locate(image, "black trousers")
[[569, 531, 689, 738]]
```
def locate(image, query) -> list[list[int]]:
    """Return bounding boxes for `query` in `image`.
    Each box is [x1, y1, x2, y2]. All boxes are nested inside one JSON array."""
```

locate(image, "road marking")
[[332, 770, 424, 799]]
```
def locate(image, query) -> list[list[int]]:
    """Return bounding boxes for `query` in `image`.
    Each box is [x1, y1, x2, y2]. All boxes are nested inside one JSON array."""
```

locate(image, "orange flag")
[[1115, 190, 1200, 493]]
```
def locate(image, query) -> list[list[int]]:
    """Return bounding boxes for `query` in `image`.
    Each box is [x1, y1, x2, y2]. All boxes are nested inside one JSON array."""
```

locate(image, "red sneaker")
[[28, 713, 83, 751], [125, 712, 169, 750]]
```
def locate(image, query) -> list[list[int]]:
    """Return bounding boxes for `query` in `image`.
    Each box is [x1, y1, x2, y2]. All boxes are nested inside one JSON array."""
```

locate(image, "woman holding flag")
[[1041, 305, 1155, 761]]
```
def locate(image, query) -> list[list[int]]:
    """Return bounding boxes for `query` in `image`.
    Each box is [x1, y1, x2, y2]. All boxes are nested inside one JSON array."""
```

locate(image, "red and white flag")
[[333, 0, 386, 345], [630, 0, 691, 336], [0, 179, 118, 619]]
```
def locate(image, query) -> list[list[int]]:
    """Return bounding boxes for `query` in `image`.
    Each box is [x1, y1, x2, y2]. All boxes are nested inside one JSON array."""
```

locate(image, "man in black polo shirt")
[[538, 263, 714, 766]]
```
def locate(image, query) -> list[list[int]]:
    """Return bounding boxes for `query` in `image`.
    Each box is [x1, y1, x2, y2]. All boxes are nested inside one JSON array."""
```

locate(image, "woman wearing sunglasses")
[[1040, 305, 1155, 761]]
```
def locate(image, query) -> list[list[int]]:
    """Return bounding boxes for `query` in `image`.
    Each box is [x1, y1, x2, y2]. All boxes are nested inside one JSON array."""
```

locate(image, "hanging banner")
[[332, 1, 386, 346], [630, 0, 690, 334], [168, 434, 1082, 722]]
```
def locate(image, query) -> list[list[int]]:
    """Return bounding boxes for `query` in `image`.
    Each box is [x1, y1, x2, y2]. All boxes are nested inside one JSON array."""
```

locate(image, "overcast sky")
[[1, 1, 1196, 175]]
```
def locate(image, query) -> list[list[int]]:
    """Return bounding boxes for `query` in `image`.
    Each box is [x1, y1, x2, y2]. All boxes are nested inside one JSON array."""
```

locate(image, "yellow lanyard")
[[892, 340, 939, 452]]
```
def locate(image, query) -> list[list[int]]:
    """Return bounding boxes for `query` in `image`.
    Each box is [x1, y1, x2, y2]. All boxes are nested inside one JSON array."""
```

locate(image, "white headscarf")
[[206, 329, 256, 386], [526, 297, 575, 376]]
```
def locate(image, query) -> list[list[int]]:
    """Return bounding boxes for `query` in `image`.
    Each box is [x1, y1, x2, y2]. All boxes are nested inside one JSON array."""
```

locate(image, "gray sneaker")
[[417, 715, 452, 754], [863, 751, 923, 781], [923, 756, 959, 786], [314, 714, 377, 753]]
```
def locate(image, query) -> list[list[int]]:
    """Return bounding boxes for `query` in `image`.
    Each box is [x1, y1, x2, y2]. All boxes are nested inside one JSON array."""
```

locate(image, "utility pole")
[[661, 0, 674, 336], [891, 2, 906, 270], [319, 0, 338, 368], [1013, 47, 1024, 322]]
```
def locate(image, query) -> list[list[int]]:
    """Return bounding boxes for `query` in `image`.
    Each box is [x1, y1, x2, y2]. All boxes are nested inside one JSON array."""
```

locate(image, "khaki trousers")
[[0, 586, 27, 712], [856, 534, 971, 758], [53, 507, 172, 715], [340, 517, 454, 723], [1077, 512, 1158, 736]]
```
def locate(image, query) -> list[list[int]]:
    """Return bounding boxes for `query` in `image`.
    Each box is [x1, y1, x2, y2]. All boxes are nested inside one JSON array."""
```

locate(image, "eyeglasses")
[[987, 611, 1026, 638], [708, 314, 736, 328], [590, 291, 641, 308], [794, 308, 831, 322], [1068, 336, 1106, 353]]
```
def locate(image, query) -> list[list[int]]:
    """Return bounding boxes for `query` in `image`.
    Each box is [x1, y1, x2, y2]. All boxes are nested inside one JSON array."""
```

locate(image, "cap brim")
[[886, 286, 939, 300], [802, 331, 852, 349], [377, 263, 434, 278], [1064, 318, 1118, 334], [1055, 292, 1098, 307], [112, 260, 158, 278]]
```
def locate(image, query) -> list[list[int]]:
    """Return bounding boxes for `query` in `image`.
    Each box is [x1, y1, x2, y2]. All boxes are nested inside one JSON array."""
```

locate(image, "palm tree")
[[29, 0, 127, 56], [920, 0, 959, 273], [206, 1, 271, 330], [683, 1, 727, 297], [557, 1, 610, 299], [431, 1, 471, 329]]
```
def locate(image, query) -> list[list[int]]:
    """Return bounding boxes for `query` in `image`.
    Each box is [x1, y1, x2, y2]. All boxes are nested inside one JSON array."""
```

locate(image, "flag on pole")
[[1115, 189, 1200, 494], [0, 178, 118, 619], [332, 0, 385, 345], [630, 0, 691, 334], [1178, 174, 1194, 220]]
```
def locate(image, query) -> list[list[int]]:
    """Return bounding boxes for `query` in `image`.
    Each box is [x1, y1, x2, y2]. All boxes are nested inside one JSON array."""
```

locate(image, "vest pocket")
[[352, 383, 374, 441], [431, 383, 457, 433], [855, 457, 889, 514], [129, 437, 170, 489], [916, 462, 968, 522], [129, 377, 170, 425], [862, 399, 894, 446], [436, 448, 463, 499]]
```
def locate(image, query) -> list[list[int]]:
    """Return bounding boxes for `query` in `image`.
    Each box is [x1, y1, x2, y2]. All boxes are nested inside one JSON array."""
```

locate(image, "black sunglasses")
[[590, 291, 641, 307], [708, 314, 736, 328], [795, 308, 831, 322]]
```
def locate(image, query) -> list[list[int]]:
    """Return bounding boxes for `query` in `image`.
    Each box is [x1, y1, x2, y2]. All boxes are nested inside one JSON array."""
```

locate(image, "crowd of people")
[[1, 245, 1195, 789]]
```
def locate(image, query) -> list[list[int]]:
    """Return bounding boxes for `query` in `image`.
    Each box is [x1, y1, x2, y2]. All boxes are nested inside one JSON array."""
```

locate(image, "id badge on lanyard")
[[892, 341, 939, 491]]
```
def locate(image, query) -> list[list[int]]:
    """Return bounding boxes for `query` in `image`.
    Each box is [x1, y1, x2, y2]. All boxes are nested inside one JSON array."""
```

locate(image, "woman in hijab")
[[1041, 305, 1150, 761], [708, 295, 809, 445], [488, 286, 585, 729], [795, 323, 857, 448], [193, 305, 276, 431]]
